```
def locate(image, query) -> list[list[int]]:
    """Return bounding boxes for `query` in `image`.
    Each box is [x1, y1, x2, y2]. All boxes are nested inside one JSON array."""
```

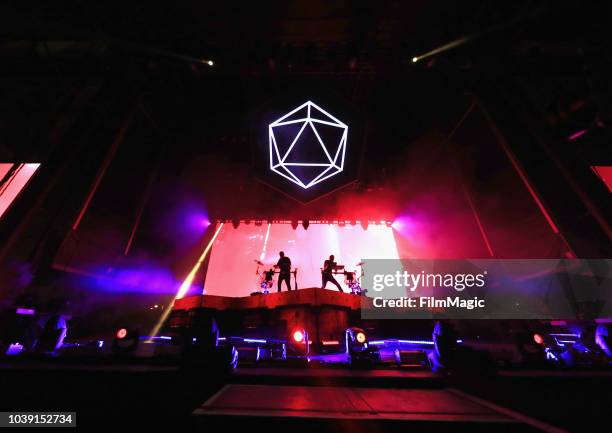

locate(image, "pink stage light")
[[0, 163, 40, 219], [568, 129, 588, 141], [592, 166, 612, 193]]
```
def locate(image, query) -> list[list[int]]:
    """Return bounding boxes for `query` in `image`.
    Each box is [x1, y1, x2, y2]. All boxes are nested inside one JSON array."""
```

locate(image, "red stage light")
[[293, 330, 304, 343], [533, 333, 544, 345], [116, 328, 128, 339]]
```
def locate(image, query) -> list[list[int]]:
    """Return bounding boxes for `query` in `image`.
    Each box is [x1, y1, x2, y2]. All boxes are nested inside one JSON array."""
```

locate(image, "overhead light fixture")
[[302, 220, 310, 230], [269, 101, 348, 189]]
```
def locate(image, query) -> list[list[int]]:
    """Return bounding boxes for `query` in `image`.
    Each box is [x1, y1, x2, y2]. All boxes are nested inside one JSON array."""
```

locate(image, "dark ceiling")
[[1, 1, 609, 162]]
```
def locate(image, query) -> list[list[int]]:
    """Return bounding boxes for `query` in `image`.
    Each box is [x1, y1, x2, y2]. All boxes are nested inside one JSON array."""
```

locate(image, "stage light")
[[356, 332, 366, 344], [568, 129, 587, 141], [0, 163, 41, 219], [302, 219, 309, 230], [360, 220, 369, 230], [232, 219, 240, 229], [293, 330, 304, 343], [291, 220, 298, 230], [533, 333, 544, 345], [412, 57, 418, 63], [112, 327, 140, 354], [147, 223, 225, 341], [269, 101, 348, 189], [207, 60, 214, 66]]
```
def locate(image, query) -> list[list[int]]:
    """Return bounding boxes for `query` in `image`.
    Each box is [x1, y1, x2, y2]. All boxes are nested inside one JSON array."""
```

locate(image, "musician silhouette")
[[276, 251, 292, 292], [321, 254, 345, 292]]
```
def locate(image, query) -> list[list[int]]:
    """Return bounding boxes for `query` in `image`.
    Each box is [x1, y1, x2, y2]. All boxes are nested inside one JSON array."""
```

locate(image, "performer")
[[276, 251, 292, 292], [321, 254, 345, 292]]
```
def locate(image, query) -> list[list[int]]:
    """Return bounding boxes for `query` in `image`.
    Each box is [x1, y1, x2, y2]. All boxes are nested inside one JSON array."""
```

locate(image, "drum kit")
[[254, 259, 366, 295], [253, 259, 298, 293], [346, 262, 366, 295]]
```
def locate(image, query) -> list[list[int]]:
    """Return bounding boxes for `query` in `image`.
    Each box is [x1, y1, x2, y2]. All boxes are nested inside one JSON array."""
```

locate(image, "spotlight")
[[112, 327, 140, 354], [533, 333, 544, 345], [231, 219, 240, 229], [345, 327, 369, 356], [412, 57, 418, 63], [360, 220, 369, 230], [35, 314, 68, 353], [207, 60, 214, 66], [288, 328, 309, 355], [291, 220, 298, 230], [293, 330, 304, 343], [302, 220, 309, 230]]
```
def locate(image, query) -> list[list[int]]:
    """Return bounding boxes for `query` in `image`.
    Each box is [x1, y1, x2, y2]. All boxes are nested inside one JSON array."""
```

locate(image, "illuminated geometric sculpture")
[[269, 101, 348, 189]]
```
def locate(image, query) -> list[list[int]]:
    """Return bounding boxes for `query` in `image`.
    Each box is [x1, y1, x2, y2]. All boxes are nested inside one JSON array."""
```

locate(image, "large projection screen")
[[204, 223, 399, 297]]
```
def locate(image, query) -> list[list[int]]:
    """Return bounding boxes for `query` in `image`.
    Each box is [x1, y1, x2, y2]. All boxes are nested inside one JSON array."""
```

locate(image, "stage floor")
[[193, 384, 542, 432]]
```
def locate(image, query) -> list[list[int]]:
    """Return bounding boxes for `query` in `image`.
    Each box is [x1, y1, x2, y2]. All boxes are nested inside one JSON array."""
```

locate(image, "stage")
[[173, 287, 362, 311]]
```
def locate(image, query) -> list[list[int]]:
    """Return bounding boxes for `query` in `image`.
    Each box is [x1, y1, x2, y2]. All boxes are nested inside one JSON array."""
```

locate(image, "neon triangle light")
[[269, 101, 347, 189]]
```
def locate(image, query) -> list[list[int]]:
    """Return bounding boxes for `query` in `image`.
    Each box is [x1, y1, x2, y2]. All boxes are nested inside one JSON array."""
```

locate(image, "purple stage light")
[[243, 338, 267, 344], [87, 265, 180, 294]]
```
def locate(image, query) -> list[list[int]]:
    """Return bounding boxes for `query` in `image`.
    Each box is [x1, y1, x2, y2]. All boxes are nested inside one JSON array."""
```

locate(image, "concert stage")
[[171, 288, 366, 357], [173, 287, 361, 311]]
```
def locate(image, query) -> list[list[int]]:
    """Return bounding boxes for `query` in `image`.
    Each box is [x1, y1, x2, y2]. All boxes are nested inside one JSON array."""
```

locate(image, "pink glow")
[[592, 166, 612, 193], [0, 163, 40, 218], [568, 129, 588, 141], [0, 163, 13, 181], [204, 223, 399, 296]]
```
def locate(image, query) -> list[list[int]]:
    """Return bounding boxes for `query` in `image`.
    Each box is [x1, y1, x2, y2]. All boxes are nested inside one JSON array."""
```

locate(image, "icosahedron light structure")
[[269, 101, 348, 189]]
